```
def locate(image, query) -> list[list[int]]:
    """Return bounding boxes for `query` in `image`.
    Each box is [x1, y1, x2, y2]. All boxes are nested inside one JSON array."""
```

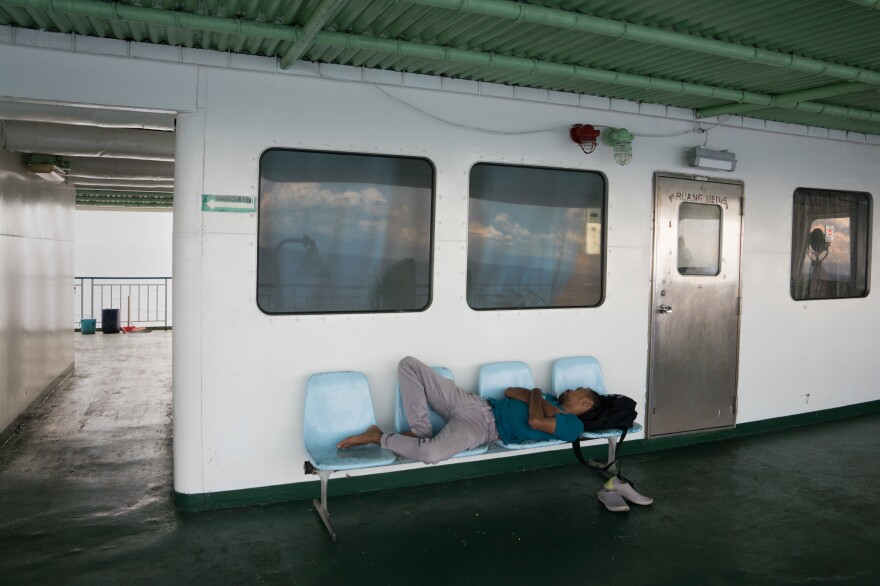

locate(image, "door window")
[[677, 203, 721, 276]]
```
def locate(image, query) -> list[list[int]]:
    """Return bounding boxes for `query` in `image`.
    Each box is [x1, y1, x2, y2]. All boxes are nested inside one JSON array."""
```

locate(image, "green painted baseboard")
[[175, 399, 880, 512]]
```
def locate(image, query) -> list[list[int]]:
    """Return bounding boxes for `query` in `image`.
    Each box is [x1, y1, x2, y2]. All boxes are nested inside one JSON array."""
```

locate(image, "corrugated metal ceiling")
[[3, 0, 880, 206], [2, 0, 879, 133]]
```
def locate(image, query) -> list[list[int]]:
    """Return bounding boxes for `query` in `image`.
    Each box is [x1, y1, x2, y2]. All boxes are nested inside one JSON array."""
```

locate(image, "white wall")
[[196, 68, 880, 494], [2, 30, 878, 497], [75, 210, 173, 277], [0, 147, 75, 440]]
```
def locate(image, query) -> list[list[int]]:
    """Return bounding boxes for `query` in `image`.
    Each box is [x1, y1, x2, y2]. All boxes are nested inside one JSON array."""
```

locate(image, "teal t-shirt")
[[488, 393, 584, 444]]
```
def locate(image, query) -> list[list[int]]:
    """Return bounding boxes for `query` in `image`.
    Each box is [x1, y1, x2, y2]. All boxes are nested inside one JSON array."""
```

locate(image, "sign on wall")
[[201, 194, 256, 213]]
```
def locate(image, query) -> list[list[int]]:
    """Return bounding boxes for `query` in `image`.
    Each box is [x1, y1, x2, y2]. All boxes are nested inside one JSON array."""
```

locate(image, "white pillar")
[[172, 105, 206, 496]]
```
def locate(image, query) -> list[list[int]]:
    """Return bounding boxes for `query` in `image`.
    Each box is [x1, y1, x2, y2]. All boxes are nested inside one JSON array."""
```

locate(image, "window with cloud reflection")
[[467, 163, 605, 310], [790, 188, 871, 301], [258, 150, 434, 314]]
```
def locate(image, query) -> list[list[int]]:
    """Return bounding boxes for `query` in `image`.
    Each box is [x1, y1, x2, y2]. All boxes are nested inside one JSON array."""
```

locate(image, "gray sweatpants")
[[381, 356, 499, 464]]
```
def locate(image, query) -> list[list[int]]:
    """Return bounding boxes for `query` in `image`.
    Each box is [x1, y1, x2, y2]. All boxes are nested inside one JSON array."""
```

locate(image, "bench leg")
[[313, 469, 337, 543], [586, 437, 619, 478]]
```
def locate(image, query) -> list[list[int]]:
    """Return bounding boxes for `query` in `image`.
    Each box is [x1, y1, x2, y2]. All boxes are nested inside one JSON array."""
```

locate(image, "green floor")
[[2, 332, 879, 584]]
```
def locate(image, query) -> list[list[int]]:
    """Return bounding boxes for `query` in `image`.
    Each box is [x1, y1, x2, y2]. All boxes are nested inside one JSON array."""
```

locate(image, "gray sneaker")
[[608, 477, 654, 506], [597, 489, 630, 512]]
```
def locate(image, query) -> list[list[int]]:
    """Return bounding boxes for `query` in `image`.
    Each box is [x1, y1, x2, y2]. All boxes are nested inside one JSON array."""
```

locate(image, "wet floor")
[[1, 330, 879, 585]]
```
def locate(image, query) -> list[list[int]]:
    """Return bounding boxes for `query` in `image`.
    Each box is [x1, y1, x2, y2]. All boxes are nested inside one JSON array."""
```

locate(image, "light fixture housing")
[[26, 154, 70, 182], [605, 128, 634, 165], [570, 124, 601, 154], [687, 147, 737, 171]]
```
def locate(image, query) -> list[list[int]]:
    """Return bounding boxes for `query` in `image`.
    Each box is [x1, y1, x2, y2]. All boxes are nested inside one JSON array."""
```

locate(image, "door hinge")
[[736, 296, 742, 316]]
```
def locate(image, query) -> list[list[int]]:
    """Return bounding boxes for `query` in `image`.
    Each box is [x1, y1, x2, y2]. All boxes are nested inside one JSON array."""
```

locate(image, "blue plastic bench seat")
[[303, 371, 396, 541], [302, 357, 643, 542], [551, 356, 642, 473], [394, 366, 488, 458], [477, 361, 566, 450]]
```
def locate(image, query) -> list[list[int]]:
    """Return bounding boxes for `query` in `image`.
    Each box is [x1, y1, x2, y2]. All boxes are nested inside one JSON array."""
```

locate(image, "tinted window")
[[258, 150, 434, 314], [467, 163, 605, 310], [791, 188, 871, 300]]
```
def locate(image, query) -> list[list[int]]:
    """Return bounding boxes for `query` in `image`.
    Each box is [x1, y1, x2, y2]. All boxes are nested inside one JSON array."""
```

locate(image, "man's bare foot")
[[337, 425, 383, 449]]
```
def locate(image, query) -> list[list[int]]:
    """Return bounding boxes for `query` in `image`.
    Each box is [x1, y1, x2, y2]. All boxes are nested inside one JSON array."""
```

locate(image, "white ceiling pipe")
[[0, 101, 175, 130], [3, 121, 175, 161], [67, 175, 174, 189], [67, 157, 174, 180], [72, 183, 174, 192]]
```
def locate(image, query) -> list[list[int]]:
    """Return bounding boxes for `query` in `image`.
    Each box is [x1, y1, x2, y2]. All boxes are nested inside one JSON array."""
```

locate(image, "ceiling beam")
[[844, 1, 880, 9], [75, 201, 173, 208], [10, 0, 880, 88], [3, 120, 175, 160], [311, 30, 880, 124], [696, 82, 875, 118], [405, 0, 880, 86], [1, 0, 302, 43], [74, 191, 173, 207], [279, 0, 348, 69], [4, 0, 880, 127], [0, 100, 174, 130]]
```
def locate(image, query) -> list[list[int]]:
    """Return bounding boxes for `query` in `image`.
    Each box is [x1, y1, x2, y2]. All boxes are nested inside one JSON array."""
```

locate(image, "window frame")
[[256, 147, 437, 316], [789, 187, 872, 302], [465, 161, 608, 312]]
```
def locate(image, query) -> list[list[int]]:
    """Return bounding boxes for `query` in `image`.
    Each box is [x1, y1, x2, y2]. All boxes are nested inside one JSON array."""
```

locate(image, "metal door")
[[647, 173, 743, 437]]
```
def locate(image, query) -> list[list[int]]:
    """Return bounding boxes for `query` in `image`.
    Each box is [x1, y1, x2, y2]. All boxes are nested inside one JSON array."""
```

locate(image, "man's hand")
[[527, 388, 557, 434], [505, 387, 561, 417], [542, 400, 561, 417]]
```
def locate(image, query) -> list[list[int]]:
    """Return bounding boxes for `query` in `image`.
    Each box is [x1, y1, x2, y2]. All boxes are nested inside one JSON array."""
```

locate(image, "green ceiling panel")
[[2, 0, 880, 135]]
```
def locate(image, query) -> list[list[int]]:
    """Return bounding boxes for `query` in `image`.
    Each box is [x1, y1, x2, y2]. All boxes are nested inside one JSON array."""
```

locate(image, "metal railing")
[[75, 277, 172, 330]]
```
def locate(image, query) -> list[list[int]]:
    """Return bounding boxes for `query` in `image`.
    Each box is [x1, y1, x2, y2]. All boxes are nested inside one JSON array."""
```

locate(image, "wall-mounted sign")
[[202, 194, 256, 213], [825, 225, 835, 242]]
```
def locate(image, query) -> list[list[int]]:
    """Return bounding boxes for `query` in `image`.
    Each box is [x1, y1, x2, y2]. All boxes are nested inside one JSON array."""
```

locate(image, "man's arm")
[[527, 388, 557, 434], [503, 387, 532, 402], [504, 387, 562, 417]]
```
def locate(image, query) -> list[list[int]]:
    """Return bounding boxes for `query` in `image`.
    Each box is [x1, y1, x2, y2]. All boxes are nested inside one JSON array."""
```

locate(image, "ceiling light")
[[26, 154, 70, 182], [687, 147, 737, 171], [605, 128, 634, 165]]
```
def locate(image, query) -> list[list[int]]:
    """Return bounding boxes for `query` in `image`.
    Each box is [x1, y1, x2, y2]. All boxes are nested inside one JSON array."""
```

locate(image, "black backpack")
[[572, 394, 637, 478], [578, 394, 637, 432]]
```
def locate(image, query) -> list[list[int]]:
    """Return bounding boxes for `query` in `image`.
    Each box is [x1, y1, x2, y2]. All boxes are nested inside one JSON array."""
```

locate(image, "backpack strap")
[[571, 427, 636, 487]]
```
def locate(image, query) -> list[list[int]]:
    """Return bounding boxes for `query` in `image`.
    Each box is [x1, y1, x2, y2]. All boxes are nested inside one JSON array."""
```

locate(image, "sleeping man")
[[337, 356, 597, 465]]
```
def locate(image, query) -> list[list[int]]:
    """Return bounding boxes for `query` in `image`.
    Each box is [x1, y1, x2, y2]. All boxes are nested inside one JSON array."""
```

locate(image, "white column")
[[172, 104, 206, 496]]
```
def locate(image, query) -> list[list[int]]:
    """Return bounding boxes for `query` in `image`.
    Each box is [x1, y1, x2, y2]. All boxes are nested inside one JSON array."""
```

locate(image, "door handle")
[[658, 305, 673, 314]]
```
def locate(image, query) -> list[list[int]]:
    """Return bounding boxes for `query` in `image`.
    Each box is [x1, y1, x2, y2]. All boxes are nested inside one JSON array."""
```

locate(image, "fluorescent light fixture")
[[26, 154, 70, 182], [687, 147, 737, 171], [31, 166, 68, 182]]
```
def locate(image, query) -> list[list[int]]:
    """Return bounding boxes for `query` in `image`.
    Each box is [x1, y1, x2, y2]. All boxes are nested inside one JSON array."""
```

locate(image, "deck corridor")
[[1, 331, 879, 585]]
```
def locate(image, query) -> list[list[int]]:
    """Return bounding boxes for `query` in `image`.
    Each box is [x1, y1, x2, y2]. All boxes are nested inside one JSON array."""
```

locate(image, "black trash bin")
[[102, 309, 120, 334]]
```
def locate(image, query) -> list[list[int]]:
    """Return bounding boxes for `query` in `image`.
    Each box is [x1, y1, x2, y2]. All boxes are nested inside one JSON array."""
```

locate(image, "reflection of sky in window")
[[260, 179, 431, 256], [468, 202, 587, 262], [257, 151, 433, 300], [467, 164, 604, 308]]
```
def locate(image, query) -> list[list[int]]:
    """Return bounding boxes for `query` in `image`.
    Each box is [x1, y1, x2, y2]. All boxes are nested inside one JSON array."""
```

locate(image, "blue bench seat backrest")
[[551, 356, 607, 397], [304, 371, 379, 454], [394, 366, 455, 434], [477, 361, 535, 401]]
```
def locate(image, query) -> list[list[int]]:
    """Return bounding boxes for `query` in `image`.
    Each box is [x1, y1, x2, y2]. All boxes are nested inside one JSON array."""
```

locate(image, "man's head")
[[558, 387, 600, 416]]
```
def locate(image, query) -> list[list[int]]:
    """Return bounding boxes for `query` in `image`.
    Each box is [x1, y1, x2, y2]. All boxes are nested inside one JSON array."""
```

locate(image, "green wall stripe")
[[175, 399, 880, 512]]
